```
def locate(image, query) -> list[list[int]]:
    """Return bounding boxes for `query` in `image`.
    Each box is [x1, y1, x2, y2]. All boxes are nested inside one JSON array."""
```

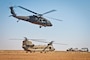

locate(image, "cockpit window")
[[49, 47, 52, 49]]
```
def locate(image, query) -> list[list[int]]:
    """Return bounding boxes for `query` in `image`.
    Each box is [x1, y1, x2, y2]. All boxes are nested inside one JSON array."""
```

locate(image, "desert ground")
[[0, 50, 90, 60]]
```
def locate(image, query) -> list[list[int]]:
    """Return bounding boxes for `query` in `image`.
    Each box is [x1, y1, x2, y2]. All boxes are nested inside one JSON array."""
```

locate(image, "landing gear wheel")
[[17, 20, 20, 22], [26, 51, 28, 53], [39, 26, 42, 28], [40, 51, 42, 53]]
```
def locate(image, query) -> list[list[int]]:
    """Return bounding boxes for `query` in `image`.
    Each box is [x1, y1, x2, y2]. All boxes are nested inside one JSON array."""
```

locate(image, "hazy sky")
[[0, 0, 90, 51]]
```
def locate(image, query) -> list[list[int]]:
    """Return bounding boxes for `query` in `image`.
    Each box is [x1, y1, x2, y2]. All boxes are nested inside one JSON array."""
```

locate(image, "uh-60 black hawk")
[[9, 6, 62, 28]]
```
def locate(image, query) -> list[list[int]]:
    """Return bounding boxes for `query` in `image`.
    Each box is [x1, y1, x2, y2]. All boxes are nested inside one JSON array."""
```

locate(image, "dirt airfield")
[[0, 50, 90, 60]]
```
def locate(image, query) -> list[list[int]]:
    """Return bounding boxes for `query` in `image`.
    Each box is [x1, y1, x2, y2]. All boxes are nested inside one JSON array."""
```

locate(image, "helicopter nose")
[[50, 23, 53, 26]]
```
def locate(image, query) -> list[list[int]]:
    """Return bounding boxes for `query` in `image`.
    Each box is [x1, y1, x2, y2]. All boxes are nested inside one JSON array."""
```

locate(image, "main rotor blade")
[[10, 39, 23, 40], [42, 10, 56, 15], [18, 6, 38, 15], [53, 42, 67, 45], [10, 38, 46, 43], [30, 39, 47, 43], [46, 16, 63, 21], [31, 40, 67, 45], [10, 38, 67, 45], [10, 37, 45, 40]]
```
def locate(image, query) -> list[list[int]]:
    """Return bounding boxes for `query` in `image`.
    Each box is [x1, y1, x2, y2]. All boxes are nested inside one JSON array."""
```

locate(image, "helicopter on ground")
[[22, 37, 67, 53], [22, 37, 55, 53], [11, 37, 67, 53], [9, 6, 62, 28]]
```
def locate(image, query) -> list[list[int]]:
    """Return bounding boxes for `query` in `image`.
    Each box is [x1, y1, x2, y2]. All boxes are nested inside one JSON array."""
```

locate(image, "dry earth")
[[0, 50, 90, 60]]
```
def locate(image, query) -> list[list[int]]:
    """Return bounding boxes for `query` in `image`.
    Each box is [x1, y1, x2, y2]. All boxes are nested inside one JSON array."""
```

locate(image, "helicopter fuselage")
[[10, 6, 52, 28], [22, 39, 55, 53], [14, 15, 52, 27]]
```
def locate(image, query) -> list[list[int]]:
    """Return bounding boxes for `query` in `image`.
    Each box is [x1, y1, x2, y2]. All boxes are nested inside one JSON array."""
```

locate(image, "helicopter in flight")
[[9, 6, 62, 28]]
